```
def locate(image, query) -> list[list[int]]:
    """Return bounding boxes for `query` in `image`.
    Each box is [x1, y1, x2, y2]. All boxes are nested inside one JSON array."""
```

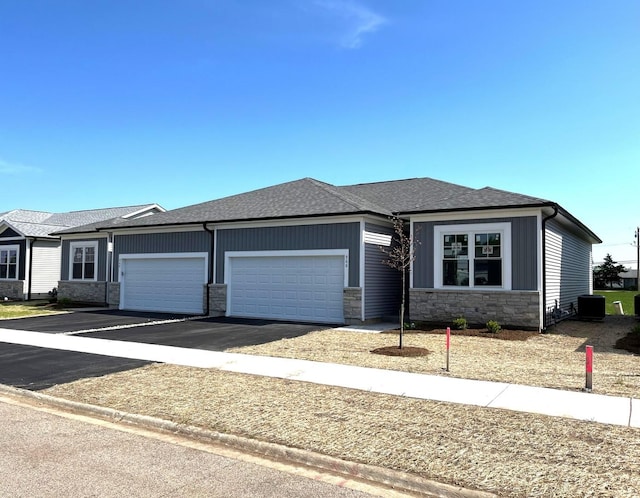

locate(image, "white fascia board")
[[205, 214, 387, 231], [60, 233, 109, 241], [121, 204, 167, 219], [110, 224, 205, 235], [410, 207, 542, 223]]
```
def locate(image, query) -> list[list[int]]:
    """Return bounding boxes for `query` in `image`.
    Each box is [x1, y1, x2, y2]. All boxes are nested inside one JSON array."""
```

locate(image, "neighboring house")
[[0, 205, 164, 300], [613, 269, 638, 290], [55, 177, 600, 330]]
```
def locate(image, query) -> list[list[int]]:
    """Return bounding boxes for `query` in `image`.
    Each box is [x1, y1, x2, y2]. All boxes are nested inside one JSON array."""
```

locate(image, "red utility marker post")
[[585, 345, 593, 392], [445, 327, 451, 372]]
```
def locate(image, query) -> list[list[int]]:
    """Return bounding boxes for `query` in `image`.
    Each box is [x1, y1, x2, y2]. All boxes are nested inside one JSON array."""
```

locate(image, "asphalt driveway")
[[0, 309, 190, 333], [0, 310, 329, 390]]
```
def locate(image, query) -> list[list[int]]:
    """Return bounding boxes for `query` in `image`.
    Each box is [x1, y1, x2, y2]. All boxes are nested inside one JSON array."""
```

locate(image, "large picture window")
[[435, 223, 511, 290], [0, 246, 18, 280], [69, 242, 98, 280]]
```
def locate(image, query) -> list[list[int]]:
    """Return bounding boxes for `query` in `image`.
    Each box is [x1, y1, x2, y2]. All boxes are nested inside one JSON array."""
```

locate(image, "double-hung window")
[[435, 223, 511, 290], [70, 242, 98, 280], [0, 246, 19, 280]]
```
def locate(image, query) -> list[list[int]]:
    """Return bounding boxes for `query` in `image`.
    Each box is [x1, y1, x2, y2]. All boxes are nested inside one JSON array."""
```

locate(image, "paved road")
[[0, 396, 384, 498]]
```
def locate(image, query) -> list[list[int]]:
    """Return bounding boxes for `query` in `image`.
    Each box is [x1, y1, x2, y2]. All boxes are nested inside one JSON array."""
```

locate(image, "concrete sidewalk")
[[0, 327, 637, 428]]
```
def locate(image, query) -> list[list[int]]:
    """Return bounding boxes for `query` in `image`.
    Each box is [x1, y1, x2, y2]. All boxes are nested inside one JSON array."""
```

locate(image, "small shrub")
[[56, 297, 73, 308], [453, 317, 468, 330], [486, 320, 501, 333]]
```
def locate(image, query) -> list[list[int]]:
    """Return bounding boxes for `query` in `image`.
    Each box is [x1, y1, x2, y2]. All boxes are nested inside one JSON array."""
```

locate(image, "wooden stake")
[[585, 345, 593, 392], [445, 327, 450, 372]]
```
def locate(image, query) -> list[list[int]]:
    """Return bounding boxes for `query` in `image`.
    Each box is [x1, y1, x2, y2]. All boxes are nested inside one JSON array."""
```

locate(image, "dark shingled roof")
[[55, 177, 599, 243], [404, 186, 553, 213], [62, 178, 393, 232], [341, 177, 477, 212]]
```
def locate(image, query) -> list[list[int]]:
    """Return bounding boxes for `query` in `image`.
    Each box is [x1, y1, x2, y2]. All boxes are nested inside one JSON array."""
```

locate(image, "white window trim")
[[69, 241, 99, 281], [434, 222, 512, 290], [0, 244, 20, 280]]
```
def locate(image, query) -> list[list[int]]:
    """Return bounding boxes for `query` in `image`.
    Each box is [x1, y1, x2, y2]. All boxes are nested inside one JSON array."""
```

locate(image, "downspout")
[[203, 223, 215, 316], [541, 205, 559, 331], [105, 232, 113, 306], [27, 238, 35, 301]]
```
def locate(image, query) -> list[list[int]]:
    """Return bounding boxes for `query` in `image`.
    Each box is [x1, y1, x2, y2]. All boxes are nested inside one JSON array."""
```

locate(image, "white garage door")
[[228, 255, 345, 323], [120, 255, 206, 314]]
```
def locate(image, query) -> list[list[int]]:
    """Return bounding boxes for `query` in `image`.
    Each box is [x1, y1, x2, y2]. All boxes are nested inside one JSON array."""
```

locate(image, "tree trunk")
[[399, 269, 405, 349]]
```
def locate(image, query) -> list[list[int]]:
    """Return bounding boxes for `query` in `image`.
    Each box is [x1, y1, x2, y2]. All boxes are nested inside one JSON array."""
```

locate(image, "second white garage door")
[[227, 253, 346, 323], [120, 254, 207, 314]]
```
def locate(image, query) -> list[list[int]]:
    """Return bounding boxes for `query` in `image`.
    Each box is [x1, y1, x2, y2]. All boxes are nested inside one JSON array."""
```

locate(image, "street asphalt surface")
[[0, 397, 377, 498]]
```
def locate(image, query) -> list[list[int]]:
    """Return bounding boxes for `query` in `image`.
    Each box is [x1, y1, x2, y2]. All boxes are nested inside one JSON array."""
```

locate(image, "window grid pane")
[[71, 244, 97, 280], [441, 230, 504, 288]]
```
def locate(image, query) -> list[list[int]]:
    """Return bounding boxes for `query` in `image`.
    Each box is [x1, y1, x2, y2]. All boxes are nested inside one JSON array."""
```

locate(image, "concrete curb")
[[0, 384, 495, 498]]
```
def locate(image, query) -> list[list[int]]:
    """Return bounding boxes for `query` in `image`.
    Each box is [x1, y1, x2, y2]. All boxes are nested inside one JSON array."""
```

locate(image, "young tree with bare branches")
[[379, 215, 420, 349]]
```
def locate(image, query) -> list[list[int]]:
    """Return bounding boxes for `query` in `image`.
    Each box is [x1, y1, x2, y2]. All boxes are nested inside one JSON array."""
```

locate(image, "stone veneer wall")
[[58, 281, 107, 305], [107, 282, 120, 308], [208, 284, 227, 317], [410, 289, 541, 330], [0, 281, 25, 300], [343, 287, 362, 324]]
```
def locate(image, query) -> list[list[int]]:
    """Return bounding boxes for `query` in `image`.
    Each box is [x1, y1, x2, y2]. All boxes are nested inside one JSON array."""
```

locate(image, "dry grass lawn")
[[230, 315, 640, 398], [45, 315, 640, 497]]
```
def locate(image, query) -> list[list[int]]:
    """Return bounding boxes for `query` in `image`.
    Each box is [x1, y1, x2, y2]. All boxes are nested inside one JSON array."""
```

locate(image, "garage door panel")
[[121, 257, 205, 314], [228, 255, 345, 323]]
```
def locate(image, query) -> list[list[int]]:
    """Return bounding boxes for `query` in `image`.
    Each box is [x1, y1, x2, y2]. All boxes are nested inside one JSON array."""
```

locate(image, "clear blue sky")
[[1, 1, 638, 267]]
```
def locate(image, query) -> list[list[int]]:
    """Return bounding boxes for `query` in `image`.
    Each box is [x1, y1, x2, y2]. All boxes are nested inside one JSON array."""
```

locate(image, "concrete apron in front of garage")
[[0, 322, 637, 428]]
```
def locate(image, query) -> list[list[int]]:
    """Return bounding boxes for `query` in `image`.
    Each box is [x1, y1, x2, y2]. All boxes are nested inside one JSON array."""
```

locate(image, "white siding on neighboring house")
[[31, 241, 61, 295], [545, 219, 593, 317]]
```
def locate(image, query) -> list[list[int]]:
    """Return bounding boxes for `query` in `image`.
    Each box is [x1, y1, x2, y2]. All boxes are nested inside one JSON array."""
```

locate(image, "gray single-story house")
[[0, 205, 164, 300], [614, 269, 638, 290], [55, 177, 601, 330]]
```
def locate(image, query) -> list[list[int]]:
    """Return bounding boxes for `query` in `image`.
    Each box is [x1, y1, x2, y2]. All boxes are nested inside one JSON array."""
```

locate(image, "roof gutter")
[[541, 205, 559, 331], [27, 238, 35, 300]]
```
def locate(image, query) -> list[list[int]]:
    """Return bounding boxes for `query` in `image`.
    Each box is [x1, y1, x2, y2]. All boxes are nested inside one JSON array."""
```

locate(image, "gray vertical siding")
[[545, 219, 592, 315], [0, 239, 26, 281], [413, 216, 538, 290], [364, 223, 401, 319], [511, 217, 538, 290], [215, 223, 360, 286], [61, 238, 108, 281], [113, 231, 210, 278], [412, 222, 434, 288], [0, 227, 21, 238]]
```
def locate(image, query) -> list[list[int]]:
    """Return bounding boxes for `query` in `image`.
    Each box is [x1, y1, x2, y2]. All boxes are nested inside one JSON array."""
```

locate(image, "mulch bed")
[[370, 345, 430, 357]]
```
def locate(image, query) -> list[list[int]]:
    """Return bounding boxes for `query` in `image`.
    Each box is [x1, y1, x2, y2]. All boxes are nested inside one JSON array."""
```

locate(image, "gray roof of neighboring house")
[[54, 177, 601, 243], [0, 205, 162, 238], [621, 269, 638, 279]]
